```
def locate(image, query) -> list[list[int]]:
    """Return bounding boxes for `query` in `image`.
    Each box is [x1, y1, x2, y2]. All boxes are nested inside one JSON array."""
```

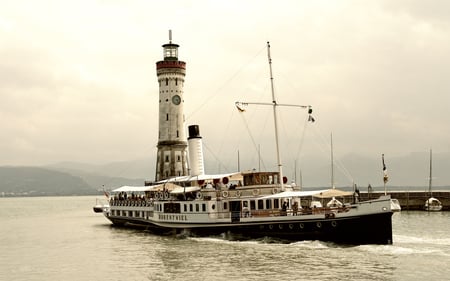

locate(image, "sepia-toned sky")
[[1, 0, 450, 179]]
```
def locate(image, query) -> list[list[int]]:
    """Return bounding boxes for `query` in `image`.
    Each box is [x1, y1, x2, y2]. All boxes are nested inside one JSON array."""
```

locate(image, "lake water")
[[1, 196, 449, 281]]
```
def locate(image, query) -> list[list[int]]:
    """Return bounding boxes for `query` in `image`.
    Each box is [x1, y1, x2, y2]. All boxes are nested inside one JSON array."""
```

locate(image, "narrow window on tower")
[[175, 78, 178, 85], [165, 155, 169, 162], [176, 130, 179, 137], [166, 114, 169, 121], [165, 78, 168, 86], [177, 155, 181, 162]]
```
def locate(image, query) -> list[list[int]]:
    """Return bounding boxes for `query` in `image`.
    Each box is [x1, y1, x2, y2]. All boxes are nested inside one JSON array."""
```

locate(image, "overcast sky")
[[1, 1, 450, 181]]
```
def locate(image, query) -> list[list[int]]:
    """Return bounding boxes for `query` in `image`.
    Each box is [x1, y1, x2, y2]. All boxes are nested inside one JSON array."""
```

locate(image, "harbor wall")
[[360, 191, 450, 211]]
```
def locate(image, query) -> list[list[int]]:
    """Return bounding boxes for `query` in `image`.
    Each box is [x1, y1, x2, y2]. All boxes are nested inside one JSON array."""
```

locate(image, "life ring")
[[196, 192, 203, 199], [269, 224, 274, 230], [163, 191, 170, 200], [283, 176, 288, 184], [299, 223, 305, 229], [272, 188, 278, 194], [236, 190, 242, 198], [222, 177, 229, 184], [222, 191, 229, 198], [156, 192, 162, 200], [331, 221, 337, 227], [252, 189, 260, 196]]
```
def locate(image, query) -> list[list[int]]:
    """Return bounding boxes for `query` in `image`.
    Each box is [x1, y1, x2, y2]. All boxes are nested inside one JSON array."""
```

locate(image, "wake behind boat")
[[98, 34, 393, 245]]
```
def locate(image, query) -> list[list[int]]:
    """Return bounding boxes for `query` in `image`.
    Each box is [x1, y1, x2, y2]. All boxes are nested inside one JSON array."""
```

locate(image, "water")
[[1, 196, 449, 281]]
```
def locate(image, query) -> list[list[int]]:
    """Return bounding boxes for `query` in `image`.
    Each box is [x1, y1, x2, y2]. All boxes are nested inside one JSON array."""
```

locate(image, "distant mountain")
[[0, 167, 97, 196], [47, 158, 154, 179], [46, 159, 152, 190], [3, 150, 448, 197]]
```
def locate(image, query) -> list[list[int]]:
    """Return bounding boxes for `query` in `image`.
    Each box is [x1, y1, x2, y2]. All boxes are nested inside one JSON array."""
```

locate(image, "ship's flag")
[[382, 154, 389, 183]]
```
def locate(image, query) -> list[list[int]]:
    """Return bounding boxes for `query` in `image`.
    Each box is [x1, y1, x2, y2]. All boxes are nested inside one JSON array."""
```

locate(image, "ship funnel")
[[188, 125, 205, 176]]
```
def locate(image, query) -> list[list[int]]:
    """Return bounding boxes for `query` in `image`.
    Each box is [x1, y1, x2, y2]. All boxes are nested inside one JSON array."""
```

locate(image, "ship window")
[[184, 204, 187, 212], [202, 204, 206, 212], [164, 202, 181, 213], [165, 155, 169, 162], [266, 199, 272, 209], [196, 204, 199, 212], [258, 200, 264, 210], [190, 204, 193, 212], [177, 155, 181, 161], [250, 200, 256, 210], [274, 199, 279, 209], [223, 202, 228, 210]]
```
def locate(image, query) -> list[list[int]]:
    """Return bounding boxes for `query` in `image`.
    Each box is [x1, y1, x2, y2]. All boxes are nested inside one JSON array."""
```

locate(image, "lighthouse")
[[155, 31, 188, 181]]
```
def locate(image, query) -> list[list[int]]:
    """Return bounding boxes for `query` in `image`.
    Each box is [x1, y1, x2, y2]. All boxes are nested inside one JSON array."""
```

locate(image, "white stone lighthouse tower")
[[155, 31, 188, 181]]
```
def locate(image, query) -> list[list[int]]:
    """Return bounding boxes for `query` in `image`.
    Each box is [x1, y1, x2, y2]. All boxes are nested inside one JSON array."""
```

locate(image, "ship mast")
[[236, 42, 314, 191], [331, 132, 335, 189], [267, 42, 284, 190], [428, 148, 433, 197]]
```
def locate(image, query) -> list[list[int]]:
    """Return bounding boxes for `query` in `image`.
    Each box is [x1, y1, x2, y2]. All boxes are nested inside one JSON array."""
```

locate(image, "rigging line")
[[216, 103, 237, 157], [202, 141, 231, 174], [237, 111, 267, 171], [276, 107, 309, 168], [310, 125, 354, 184], [185, 45, 267, 121], [295, 114, 310, 163]]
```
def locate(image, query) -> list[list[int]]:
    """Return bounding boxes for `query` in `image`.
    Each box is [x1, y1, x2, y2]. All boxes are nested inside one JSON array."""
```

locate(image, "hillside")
[[0, 167, 97, 196]]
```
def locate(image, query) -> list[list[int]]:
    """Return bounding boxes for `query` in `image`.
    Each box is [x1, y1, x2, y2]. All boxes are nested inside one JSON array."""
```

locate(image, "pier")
[[360, 190, 450, 211]]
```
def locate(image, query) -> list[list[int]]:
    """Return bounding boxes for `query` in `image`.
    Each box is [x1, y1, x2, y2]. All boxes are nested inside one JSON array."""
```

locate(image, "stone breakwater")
[[360, 191, 450, 211]]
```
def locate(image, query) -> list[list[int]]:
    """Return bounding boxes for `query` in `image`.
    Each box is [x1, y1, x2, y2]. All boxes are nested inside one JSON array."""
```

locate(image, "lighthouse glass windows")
[[164, 45, 178, 59]]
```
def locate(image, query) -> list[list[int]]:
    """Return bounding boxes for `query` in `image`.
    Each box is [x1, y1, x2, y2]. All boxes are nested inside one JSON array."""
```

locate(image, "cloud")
[[1, 0, 449, 182]]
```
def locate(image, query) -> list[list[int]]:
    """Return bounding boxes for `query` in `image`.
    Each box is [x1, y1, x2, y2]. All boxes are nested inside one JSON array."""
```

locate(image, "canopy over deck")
[[170, 186, 201, 194], [112, 182, 181, 193], [261, 189, 353, 199], [156, 172, 243, 184]]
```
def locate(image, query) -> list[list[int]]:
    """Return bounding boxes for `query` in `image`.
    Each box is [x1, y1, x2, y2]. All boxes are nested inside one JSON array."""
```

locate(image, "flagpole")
[[382, 154, 388, 196]]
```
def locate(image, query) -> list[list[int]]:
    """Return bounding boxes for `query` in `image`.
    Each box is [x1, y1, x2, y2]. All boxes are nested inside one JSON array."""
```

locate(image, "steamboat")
[[98, 35, 393, 245]]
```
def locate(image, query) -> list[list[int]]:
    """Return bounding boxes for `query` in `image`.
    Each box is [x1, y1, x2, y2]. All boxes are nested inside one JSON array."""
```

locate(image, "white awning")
[[170, 186, 201, 194], [157, 172, 243, 184], [260, 189, 353, 199], [112, 186, 152, 192], [313, 189, 353, 198], [112, 182, 181, 193]]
